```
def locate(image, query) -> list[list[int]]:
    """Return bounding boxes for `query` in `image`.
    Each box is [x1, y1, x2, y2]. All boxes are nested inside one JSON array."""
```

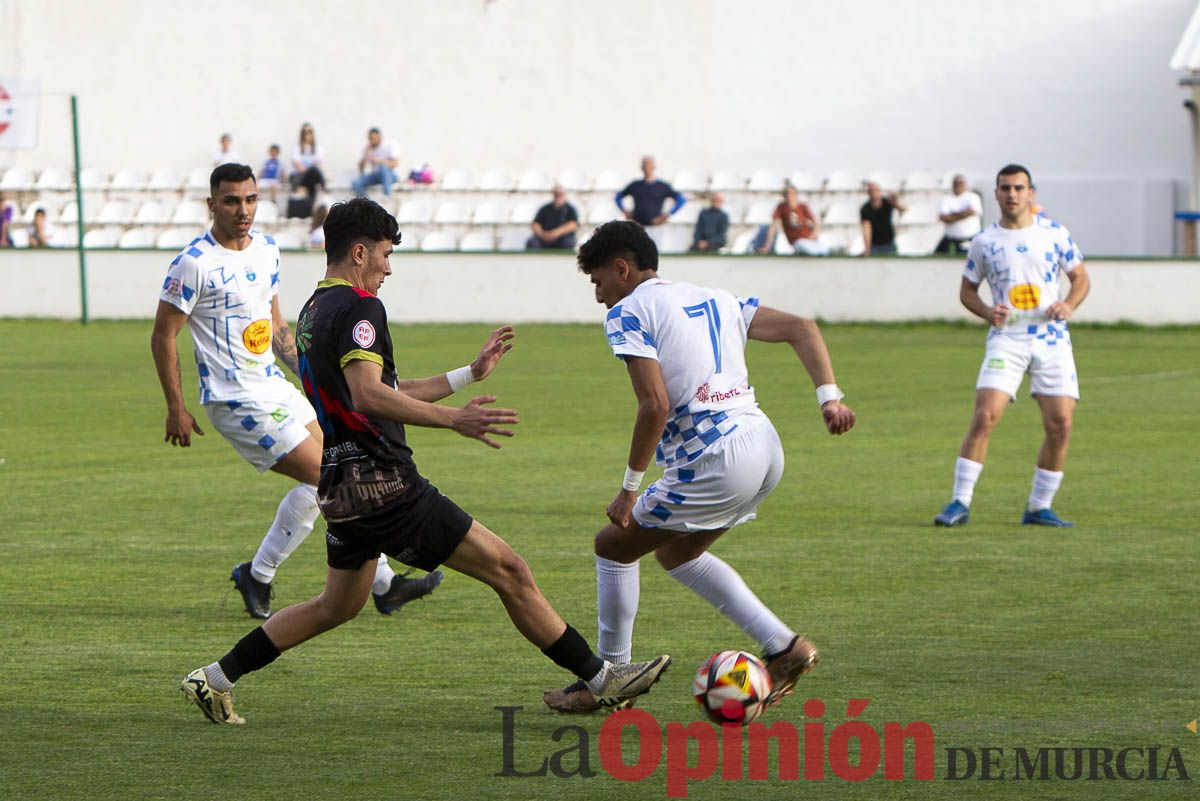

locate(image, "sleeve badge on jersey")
[[353, 320, 376, 348], [164, 277, 182, 296]]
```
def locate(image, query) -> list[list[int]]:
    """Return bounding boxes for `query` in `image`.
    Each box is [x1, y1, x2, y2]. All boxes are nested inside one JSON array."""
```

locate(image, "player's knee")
[[972, 406, 1002, 432], [1046, 415, 1072, 440], [594, 531, 633, 563], [493, 550, 535, 594]]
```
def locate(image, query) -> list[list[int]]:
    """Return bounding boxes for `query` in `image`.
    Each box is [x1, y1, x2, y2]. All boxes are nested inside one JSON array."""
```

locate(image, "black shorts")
[[325, 483, 472, 572]]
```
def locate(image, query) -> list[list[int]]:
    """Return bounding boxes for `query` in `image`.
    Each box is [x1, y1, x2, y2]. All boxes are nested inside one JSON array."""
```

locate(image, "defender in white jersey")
[[934, 164, 1091, 529], [544, 221, 856, 713], [151, 163, 441, 619]]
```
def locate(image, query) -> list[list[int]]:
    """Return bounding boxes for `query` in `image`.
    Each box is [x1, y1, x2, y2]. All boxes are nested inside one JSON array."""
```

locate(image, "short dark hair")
[[577, 220, 659, 274], [209, 163, 255, 196], [368, 127, 382, 136], [996, 163, 1033, 188], [324, 198, 401, 264]]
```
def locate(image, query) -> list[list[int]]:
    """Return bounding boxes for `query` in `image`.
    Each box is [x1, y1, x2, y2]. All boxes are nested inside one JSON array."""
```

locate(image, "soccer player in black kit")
[[181, 198, 669, 724]]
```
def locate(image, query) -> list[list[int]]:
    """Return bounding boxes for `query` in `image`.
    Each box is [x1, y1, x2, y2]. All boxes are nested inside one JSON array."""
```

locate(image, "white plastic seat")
[[433, 201, 470, 224], [556, 168, 590, 192], [171, 200, 210, 226], [866, 170, 900, 192], [439, 169, 474, 191], [899, 202, 939, 225], [396, 199, 433, 224], [156, 228, 196, 249], [747, 169, 784, 192], [118, 227, 158, 248], [508, 200, 541, 225], [471, 200, 508, 225], [902, 170, 940, 192], [478, 168, 515, 192], [184, 167, 211, 194], [9, 227, 30, 247], [109, 168, 148, 192], [147, 167, 184, 191], [497, 229, 529, 252], [729, 230, 756, 255], [420, 231, 456, 252], [20, 201, 56, 223], [824, 170, 863, 192], [35, 167, 73, 191], [95, 200, 132, 225], [0, 167, 36, 191], [587, 202, 622, 224], [255, 200, 280, 225], [134, 200, 171, 225], [670, 202, 701, 225], [592, 168, 630, 193], [818, 230, 847, 254], [708, 169, 745, 192], [58, 201, 80, 225], [516, 168, 553, 192], [657, 228, 692, 254], [271, 229, 302, 250], [459, 231, 495, 252], [895, 228, 938, 256], [822, 201, 862, 226], [82, 228, 120, 248], [670, 169, 708, 193], [742, 200, 776, 225], [52, 227, 79, 248], [79, 167, 108, 191], [787, 170, 824, 192]]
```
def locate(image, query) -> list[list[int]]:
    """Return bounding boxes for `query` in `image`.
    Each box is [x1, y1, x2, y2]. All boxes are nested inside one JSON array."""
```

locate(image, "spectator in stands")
[[0, 193, 13, 247], [615, 156, 685, 226], [935, 174, 983, 254], [28, 207, 51, 247], [860, 181, 906, 256], [213, 133, 241, 166], [527, 185, 580, 250], [289, 123, 326, 204], [690, 193, 729, 251], [352, 127, 401, 198], [259, 144, 285, 203], [308, 204, 328, 250], [757, 185, 829, 256]]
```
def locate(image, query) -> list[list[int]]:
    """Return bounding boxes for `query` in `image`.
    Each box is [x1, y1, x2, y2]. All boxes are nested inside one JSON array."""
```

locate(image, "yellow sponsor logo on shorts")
[[242, 319, 272, 354], [1009, 284, 1040, 310]]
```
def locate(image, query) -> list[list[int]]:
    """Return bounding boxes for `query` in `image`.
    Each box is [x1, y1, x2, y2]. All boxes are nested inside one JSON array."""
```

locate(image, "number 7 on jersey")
[[684, 300, 723, 373]]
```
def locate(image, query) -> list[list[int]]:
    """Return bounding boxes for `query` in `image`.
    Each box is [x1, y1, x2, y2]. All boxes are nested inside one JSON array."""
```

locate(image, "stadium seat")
[[824, 170, 863, 192], [657, 228, 692, 254], [516, 168, 554, 193], [79, 167, 109, 191], [471, 200, 508, 225], [0, 167, 35, 191], [9, 227, 30, 248], [497, 229, 528, 252], [255, 200, 280, 225], [670, 202, 701, 225], [822, 200, 861, 226], [509, 200, 540, 225], [439, 169, 474, 191], [556, 168, 590, 192], [155, 228, 195, 250], [459, 231, 495, 252], [478, 168, 515, 192], [95, 200, 132, 225], [51, 227, 78, 248], [19, 200, 55, 224], [271, 229, 303, 250], [393, 230, 420, 251], [592, 168, 630, 193], [133, 200, 171, 225], [773, 231, 794, 255], [902, 170, 940, 192], [670, 169, 708, 193], [109, 168, 148, 192], [709, 169, 745, 192], [896, 226, 941, 255], [866, 170, 900, 192], [433, 201, 470, 224], [171, 200, 210, 226], [747, 169, 784, 192], [35, 167, 72, 192], [743, 200, 775, 225], [787, 170, 824, 193], [899, 202, 939, 225], [118, 227, 158, 248], [147, 167, 184, 191], [58, 200, 79, 225], [844, 232, 866, 256], [184, 167, 210, 194], [729, 230, 756, 255], [587, 202, 622, 225], [396, 199, 434, 224], [420, 231, 456, 251], [818, 230, 847, 254], [82, 228, 120, 248]]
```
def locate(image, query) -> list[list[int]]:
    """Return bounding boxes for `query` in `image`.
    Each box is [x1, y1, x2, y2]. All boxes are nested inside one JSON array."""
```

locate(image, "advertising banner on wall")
[[0, 77, 42, 149]]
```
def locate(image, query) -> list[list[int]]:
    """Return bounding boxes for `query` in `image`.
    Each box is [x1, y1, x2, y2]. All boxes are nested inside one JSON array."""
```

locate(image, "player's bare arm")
[[344, 358, 517, 448], [608, 356, 670, 528], [150, 300, 205, 447], [1047, 263, 1090, 321], [269, 296, 301, 376], [395, 325, 516, 402], [747, 306, 855, 435], [960, 277, 1008, 328]]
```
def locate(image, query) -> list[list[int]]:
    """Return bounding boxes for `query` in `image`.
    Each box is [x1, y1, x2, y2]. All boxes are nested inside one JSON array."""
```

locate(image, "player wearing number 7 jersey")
[[544, 220, 856, 713]]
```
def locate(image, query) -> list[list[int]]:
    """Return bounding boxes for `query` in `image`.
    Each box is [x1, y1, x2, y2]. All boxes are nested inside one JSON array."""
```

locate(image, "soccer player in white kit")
[[151, 164, 441, 618], [933, 164, 1091, 528], [544, 221, 856, 713]]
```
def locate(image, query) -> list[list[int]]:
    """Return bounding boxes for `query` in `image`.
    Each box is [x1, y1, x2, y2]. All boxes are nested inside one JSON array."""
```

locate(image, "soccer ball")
[[693, 650, 772, 725]]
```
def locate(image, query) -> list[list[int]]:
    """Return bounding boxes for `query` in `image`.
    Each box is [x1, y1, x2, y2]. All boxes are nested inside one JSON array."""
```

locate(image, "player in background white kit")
[[544, 220, 856, 713], [933, 164, 1091, 528], [151, 164, 442, 619]]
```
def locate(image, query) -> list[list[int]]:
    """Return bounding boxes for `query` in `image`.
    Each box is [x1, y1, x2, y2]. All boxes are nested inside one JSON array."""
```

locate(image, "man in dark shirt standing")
[[616, 156, 685, 227], [860, 181, 907, 256], [181, 198, 670, 725], [527, 184, 580, 250], [690, 193, 730, 251]]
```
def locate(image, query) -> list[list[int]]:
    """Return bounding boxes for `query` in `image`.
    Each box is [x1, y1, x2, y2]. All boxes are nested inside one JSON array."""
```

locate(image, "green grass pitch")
[[0, 319, 1196, 800]]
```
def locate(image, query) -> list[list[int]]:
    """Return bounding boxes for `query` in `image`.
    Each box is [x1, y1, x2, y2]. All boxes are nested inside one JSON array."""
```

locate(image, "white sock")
[[1028, 467, 1064, 511], [205, 661, 233, 692], [584, 660, 615, 694], [372, 555, 396, 595], [952, 457, 984, 506], [667, 552, 794, 655], [596, 556, 640, 663], [250, 484, 319, 584]]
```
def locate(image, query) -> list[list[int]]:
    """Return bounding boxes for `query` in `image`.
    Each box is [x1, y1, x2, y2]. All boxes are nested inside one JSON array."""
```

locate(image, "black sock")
[[542, 625, 605, 682], [217, 626, 282, 683]]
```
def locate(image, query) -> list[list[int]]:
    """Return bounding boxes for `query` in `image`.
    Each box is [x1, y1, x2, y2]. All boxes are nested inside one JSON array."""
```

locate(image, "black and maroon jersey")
[[296, 278, 427, 522]]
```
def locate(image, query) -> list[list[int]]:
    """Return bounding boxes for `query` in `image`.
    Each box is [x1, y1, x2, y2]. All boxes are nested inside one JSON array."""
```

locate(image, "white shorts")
[[975, 332, 1080, 401], [633, 413, 784, 533], [204, 381, 317, 472]]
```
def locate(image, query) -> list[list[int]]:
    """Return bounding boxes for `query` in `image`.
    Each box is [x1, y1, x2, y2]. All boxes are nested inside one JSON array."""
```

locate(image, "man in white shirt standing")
[[543, 220, 856, 714], [352, 127, 400, 198], [934, 164, 1091, 528], [934, 174, 983, 254]]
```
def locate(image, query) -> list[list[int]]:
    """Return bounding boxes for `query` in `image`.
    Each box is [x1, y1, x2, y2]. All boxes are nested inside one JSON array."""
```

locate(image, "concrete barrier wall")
[[1, 249, 1197, 325]]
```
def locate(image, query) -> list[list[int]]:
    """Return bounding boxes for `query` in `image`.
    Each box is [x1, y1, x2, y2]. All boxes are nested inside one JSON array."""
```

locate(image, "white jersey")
[[604, 278, 763, 467], [159, 229, 286, 403], [963, 218, 1083, 341]]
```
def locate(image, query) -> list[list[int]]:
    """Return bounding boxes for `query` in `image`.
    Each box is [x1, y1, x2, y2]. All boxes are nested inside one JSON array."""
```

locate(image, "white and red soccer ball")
[[693, 650, 772, 725]]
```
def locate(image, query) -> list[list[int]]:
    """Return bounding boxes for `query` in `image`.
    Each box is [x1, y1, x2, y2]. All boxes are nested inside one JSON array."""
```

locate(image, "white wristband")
[[447, 365, 475, 393], [816, 383, 844, 406], [622, 466, 645, 492]]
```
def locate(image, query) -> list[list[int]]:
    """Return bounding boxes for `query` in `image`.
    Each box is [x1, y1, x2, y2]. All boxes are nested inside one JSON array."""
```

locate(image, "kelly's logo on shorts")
[[1009, 284, 1040, 310], [242, 319, 272, 354]]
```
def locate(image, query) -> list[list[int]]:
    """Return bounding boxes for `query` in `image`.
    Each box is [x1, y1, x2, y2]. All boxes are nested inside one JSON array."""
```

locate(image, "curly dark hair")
[[209, 163, 255, 196], [577, 220, 658, 274], [323, 198, 402, 264]]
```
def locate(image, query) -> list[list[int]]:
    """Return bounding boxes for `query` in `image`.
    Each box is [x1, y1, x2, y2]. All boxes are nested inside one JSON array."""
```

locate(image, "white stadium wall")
[[0, 0, 1195, 256], [1, 249, 1196, 325]]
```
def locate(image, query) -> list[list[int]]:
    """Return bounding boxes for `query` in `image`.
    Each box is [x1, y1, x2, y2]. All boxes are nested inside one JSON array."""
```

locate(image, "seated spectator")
[[407, 163, 435, 185], [0, 193, 13, 247], [352, 127, 400, 198], [308, 204, 328, 250], [935, 174, 982, 253], [526, 185, 579, 250], [860, 181, 906, 256], [757, 185, 829, 256], [213, 133, 241, 166], [690, 193, 729, 251], [289, 122, 326, 204], [615, 156, 685, 226], [259, 144, 286, 203], [28, 207, 52, 247]]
